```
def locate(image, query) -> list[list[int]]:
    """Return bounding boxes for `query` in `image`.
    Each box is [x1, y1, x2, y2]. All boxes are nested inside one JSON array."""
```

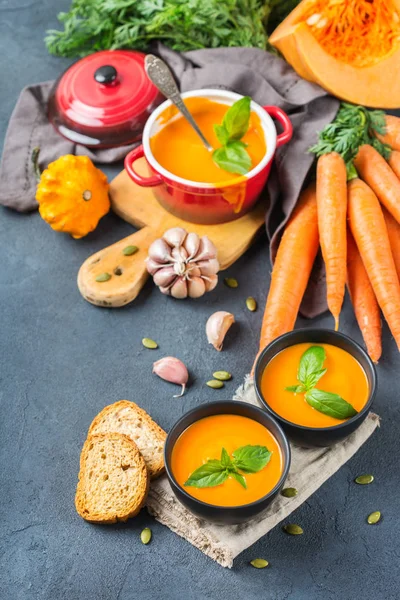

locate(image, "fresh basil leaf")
[[305, 368, 327, 389], [298, 346, 326, 389], [232, 445, 272, 473], [213, 141, 252, 175], [214, 123, 229, 146], [305, 388, 358, 420], [184, 460, 228, 488], [286, 384, 306, 394], [222, 96, 251, 140], [230, 471, 247, 489], [220, 447, 231, 469]]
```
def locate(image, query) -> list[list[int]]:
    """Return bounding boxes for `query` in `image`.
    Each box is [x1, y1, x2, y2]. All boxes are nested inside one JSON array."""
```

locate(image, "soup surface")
[[261, 343, 369, 428], [171, 414, 283, 506], [150, 98, 266, 183]]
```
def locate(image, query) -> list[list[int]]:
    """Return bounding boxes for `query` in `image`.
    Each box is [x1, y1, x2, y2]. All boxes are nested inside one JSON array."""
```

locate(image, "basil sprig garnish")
[[212, 96, 252, 176], [285, 345, 358, 420], [184, 444, 272, 490]]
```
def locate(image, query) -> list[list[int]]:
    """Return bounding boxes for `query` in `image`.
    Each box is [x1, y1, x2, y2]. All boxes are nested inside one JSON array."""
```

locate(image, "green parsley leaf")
[[213, 140, 252, 175], [305, 388, 358, 420], [232, 445, 272, 473]]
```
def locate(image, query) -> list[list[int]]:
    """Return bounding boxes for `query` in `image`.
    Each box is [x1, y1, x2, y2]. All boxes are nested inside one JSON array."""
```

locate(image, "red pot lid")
[[48, 50, 163, 148]]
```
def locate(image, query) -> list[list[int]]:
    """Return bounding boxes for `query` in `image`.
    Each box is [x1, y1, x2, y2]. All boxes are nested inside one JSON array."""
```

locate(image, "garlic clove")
[[146, 257, 165, 276], [188, 266, 201, 278], [170, 277, 188, 299], [197, 258, 220, 277], [206, 311, 235, 351], [171, 246, 188, 261], [203, 274, 218, 292], [184, 232, 201, 259], [159, 285, 172, 296], [163, 227, 187, 248], [194, 236, 218, 262], [153, 266, 177, 288], [187, 276, 206, 298], [153, 356, 189, 397], [148, 238, 173, 264]]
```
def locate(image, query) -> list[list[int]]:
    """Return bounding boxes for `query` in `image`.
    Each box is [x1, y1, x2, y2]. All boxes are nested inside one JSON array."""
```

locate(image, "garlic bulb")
[[206, 311, 235, 351], [146, 228, 219, 299]]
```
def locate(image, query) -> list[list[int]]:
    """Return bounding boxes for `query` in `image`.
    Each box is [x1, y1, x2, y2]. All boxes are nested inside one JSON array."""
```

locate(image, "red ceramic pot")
[[125, 90, 292, 224]]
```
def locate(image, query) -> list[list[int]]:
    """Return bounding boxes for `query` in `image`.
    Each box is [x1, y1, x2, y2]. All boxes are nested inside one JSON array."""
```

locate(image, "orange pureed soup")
[[150, 98, 266, 183], [261, 343, 369, 428], [171, 414, 283, 506]]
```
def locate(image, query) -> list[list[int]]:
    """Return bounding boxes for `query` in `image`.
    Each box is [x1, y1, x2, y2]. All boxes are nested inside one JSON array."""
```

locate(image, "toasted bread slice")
[[88, 400, 166, 479], [75, 432, 149, 523]]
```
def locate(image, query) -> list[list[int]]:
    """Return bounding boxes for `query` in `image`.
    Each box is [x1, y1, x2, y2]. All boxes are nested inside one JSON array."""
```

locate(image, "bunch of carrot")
[[257, 114, 400, 365]]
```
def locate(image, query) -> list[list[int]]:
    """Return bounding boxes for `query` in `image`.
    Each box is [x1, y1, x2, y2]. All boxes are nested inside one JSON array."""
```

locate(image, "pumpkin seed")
[[250, 558, 269, 569], [367, 511, 381, 525], [142, 337, 158, 349], [355, 474, 374, 485], [206, 379, 224, 389], [95, 272, 111, 282], [212, 371, 232, 381], [224, 277, 238, 288], [283, 524, 303, 535], [246, 296, 257, 312], [140, 527, 152, 544], [123, 245, 139, 256], [281, 487, 298, 498]]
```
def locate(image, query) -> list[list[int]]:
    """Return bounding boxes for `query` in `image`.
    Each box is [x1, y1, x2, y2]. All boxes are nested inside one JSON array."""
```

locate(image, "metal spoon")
[[145, 54, 213, 152]]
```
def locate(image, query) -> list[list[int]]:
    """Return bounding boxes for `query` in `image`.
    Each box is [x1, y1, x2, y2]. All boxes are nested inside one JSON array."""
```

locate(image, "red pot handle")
[[263, 106, 293, 148], [124, 145, 163, 187]]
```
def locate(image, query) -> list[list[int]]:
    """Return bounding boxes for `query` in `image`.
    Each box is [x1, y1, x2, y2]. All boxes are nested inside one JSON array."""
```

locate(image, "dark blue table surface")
[[1, 2, 399, 599]]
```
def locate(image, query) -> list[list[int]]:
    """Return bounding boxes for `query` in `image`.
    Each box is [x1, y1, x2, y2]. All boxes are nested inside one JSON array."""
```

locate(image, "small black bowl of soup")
[[254, 329, 377, 448], [164, 400, 291, 524]]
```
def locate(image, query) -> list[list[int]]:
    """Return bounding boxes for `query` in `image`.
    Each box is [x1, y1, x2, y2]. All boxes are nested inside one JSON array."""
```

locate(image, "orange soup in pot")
[[171, 413, 283, 507], [261, 343, 369, 428], [150, 98, 266, 183]]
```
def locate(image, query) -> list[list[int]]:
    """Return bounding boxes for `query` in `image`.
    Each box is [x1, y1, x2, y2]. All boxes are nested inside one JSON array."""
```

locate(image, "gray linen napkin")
[[147, 377, 380, 568], [0, 45, 339, 316]]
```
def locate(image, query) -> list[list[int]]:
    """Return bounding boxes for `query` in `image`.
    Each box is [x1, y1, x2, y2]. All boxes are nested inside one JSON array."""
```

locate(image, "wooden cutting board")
[[77, 158, 267, 307]]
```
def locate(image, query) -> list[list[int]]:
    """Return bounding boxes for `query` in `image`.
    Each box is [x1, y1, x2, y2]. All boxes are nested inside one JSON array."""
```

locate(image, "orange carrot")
[[316, 152, 347, 330], [388, 150, 400, 180], [382, 205, 400, 281], [375, 115, 400, 151], [348, 178, 400, 350], [354, 144, 400, 223], [257, 184, 319, 355], [347, 229, 382, 363]]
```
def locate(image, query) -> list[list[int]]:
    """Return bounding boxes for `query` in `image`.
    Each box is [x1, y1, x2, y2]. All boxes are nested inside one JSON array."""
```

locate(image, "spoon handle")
[[145, 54, 213, 152]]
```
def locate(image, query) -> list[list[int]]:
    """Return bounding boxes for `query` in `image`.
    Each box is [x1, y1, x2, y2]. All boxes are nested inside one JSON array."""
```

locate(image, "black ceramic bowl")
[[254, 329, 377, 448], [164, 400, 291, 525]]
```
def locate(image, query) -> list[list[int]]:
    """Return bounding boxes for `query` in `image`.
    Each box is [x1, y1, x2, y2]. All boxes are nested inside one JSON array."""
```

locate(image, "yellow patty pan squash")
[[36, 155, 110, 239]]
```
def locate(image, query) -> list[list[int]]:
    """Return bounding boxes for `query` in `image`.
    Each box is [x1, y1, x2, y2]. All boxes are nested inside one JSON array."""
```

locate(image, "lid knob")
[[94, 65, 118, 85]]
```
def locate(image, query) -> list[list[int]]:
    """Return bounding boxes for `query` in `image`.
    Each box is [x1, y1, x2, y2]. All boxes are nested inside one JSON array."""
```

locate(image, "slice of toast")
[[88, 400, 166, 479], [75, 432, 149, 523]]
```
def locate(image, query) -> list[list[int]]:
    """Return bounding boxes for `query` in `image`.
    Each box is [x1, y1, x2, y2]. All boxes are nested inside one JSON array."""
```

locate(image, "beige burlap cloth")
[[146, 377, 379, 568]]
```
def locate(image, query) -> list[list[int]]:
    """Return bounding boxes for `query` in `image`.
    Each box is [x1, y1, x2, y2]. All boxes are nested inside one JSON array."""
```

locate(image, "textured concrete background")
[[1, 2, 399, 599]]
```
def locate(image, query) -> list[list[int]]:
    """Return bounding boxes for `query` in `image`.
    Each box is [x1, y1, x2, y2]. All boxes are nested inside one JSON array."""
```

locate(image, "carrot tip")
[[334, 316, 339, 331]]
